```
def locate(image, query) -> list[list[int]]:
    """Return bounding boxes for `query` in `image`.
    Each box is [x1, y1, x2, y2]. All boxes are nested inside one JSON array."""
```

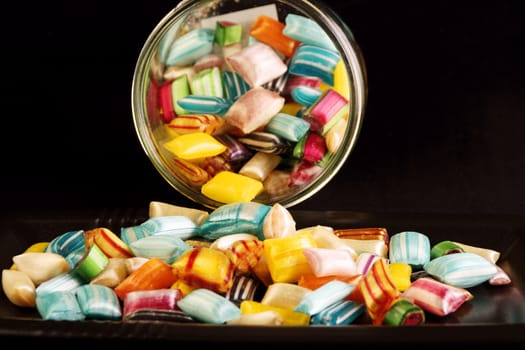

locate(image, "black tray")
[[1, 208, 524, 346]]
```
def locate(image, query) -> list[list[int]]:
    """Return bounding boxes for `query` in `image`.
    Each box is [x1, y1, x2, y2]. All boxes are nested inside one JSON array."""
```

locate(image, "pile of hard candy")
[[2, 200, 510, 326]]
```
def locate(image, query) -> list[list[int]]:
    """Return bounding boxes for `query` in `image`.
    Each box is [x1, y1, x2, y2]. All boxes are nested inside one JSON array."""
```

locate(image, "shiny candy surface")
[[114, 258, 177, 300], [260, 282, 312, 309], [122, 288, 183, 317], [1, 269, 36, 307], [423, 252, 498, 288], [76, 284, 122, 320], [198, 201, 271, 240], [201, 170, 264, 203], [163, 132, 227, 160], [383, 298, 425, 326], [171, 247, 235, 294], [402, 277, 473, 316], [358, 258, 400, 325], [294, 280, 355, 316], [389, 231, 431, 270], [310, 300, 365, 326], [177, 288, 241, 324], [240, 300, 310, 326], [264, 230, 317, 283]]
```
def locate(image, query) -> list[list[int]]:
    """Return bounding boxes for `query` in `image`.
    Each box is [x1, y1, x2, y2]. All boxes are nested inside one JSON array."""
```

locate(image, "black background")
[[2, 0, 525, 216]]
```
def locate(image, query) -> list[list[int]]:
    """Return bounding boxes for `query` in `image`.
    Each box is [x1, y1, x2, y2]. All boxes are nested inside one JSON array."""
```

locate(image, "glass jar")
[[131, 0, 367, 209]]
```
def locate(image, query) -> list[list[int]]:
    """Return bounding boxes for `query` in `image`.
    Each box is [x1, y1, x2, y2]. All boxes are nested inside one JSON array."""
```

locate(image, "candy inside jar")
[[132, 0, 367, 209]]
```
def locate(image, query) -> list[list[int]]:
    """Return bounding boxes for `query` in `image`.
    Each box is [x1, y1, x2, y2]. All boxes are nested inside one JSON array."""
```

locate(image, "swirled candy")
[[310, 300, 365, 326], [165, 28, 215, 66], [225, 274, 260, 306], [383, 298, 425, 326], [36, 290, 85, 321], [283, 13, 337, 51], [430, 240, 465, 259], [171, 247, 235, 294], [46, 229, 86, 257], [303, 248, 358, 278], [177, 288, 241, 324], [198, 201, 271, 240], [294, 280, 355, 316], [389, 231, 431, 270], [423, 252, 498, 288], [358, 258, 400, 325], [402, 277, 473, 316], [122, 288, 183, 318], [76, 284, 122, 320]]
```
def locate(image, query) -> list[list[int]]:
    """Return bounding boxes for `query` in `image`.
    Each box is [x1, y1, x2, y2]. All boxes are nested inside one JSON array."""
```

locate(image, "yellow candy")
[[388, 262, 412, 292], [163, 132, 227, 160], [171, 279, 196, 297], [240, 300, 310, 326], [171, 247, 234, 294], [260, 282, 312, 310], [201, 171, 263, 203], [225, 239, 264, 274], [173, 158, 210, 186], [263, 231, 317, 283], [319, 59, 350, 100], [333, 59, 350, 100], [280, 101, 303, 116]]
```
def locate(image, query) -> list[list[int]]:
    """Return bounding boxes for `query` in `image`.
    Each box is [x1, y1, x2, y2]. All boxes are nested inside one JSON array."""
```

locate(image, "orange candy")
[[114, 257, 177, 300], [249, 15, 300, 58]]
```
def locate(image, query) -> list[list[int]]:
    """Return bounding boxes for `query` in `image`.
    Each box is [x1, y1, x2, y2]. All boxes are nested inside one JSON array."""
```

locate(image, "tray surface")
[[1, 208, 524, 345]]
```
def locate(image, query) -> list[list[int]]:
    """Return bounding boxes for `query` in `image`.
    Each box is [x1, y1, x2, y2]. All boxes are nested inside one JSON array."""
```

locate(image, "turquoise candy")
[[264, 112, 311, 142], [46, 229, 86, 257], [140, 215, 200, 240], [65, 250, 87, 269], [129, 235, 192, 264], [423, 252, 498, 288], [36, 272, 84, 295], [310, 300, 365, 326], [283, 13, 338, 51], [76, 284, 122, 320], [198, 202, 272, 241], [288, 44, 340, 86], [294, 280, 355, 316], [389, 231, 431, 270], [223, 71, 251, 101], [290, 86, 323, 107], [120, 224, 149, 245], [176, 95, 232, 115], [165, 28, 215, 66], [177, 288, 241, 324], [36, 290, 85, 321]]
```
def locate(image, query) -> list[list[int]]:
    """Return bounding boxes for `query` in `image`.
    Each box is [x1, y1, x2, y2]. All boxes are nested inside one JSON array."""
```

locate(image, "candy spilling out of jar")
[[1, 200, 512, 326], [148, 3, 353, 204]]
